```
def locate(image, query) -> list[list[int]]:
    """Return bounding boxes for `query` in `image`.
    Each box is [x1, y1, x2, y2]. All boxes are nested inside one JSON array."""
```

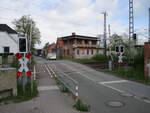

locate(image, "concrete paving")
[[0, 57, 84, 113]]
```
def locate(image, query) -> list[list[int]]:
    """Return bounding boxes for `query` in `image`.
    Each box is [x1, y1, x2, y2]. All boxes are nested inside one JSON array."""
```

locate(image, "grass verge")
[[74, 99, 90, 112], [0, 81, 38, 105]]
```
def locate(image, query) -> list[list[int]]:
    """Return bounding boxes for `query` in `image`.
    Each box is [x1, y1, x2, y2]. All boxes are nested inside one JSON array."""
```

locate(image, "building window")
[[85, 40, 89, 44], [77, 40, 82, 44], [3, 47, 9, 53], [67, 49, 69, 55], [87, 49, 89, 55], [92, 41, 96, 45], [77, 49, 80, 55], [91, 49, 93, 55]]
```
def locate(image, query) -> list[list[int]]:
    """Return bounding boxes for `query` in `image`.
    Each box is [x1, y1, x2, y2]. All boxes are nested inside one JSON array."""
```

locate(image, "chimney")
[[72, 32, 76, 36]]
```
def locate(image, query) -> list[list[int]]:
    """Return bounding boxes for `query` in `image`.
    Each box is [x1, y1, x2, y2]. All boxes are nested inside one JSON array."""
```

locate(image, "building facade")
[[57, 33, 104, 59], [48, 43, 56, 53], [0, 24, 18, 54]]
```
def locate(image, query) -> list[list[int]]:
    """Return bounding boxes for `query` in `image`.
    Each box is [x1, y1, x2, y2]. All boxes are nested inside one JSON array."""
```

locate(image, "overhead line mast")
[[129, 0, 134, 64], [102, 11, 107, 55], [148, 8, 150, 42]]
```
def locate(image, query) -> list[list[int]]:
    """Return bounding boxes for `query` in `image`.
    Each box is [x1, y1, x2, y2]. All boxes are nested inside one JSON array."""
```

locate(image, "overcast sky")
[[0, 0, 149, 48]]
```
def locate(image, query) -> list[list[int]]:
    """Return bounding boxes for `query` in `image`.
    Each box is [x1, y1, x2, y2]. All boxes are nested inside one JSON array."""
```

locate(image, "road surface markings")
[[41, 64, 45, 72], [44, 64, 52, 76], [99, 80, 127, 84], [99, 80, 128, 94], [61, 63, 96, 82], [100, 83, 125, 93], [38, 85, 59, 91]]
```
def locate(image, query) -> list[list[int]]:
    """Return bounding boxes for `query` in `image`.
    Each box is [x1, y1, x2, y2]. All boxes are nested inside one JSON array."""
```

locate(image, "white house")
[[0, 24, 18, 54]]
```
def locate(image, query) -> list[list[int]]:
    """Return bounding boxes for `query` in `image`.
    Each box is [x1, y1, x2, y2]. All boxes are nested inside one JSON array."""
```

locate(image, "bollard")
[[75, 85, 79, 101]]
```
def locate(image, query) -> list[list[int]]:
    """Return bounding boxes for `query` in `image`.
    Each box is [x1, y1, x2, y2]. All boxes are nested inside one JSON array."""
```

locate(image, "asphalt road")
[[44, 58, 150, 113]]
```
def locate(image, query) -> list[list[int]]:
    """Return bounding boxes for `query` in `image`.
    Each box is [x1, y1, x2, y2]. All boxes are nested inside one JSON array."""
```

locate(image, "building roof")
[[59, 33, 98, 40], [0, 24, 17, 34]]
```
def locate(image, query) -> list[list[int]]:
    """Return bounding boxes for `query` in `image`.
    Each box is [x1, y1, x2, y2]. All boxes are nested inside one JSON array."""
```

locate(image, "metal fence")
[[47, 64, 79, 98]]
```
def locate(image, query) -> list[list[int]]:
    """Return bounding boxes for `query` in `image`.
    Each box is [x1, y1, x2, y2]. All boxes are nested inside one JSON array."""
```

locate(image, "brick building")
[[56, 33, 104, 59], [48, 43, 56, 53], [144, 42, 150, 78]]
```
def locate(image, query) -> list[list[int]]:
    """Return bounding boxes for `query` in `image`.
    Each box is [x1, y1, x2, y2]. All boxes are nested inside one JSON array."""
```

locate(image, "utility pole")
[[108, 24, 111, 51], [148, 8, 150, 42], [108, 24, 111, 40], [102, 11, 107, 55], [129, 0, 134, 64]]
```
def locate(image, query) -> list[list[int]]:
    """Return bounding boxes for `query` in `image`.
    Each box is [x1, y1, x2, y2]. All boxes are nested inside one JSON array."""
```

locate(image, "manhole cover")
[[107, 101, 124, 107], [120, 93, 133, 97], [33, 107, 38, 110]]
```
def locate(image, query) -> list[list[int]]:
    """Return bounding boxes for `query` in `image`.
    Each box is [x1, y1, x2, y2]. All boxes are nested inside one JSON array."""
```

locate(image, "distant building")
[[56, 33, 104, 59], [0, 24, 18, 54], [48, 43, 56, 53]]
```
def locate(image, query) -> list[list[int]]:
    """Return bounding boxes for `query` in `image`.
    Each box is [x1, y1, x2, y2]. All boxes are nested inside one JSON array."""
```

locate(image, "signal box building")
[[56, 33, 104, 59]]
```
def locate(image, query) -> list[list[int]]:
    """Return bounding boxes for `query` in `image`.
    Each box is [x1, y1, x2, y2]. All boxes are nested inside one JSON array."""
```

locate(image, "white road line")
[[99, 83, 124, 93], [61, 63, 96, 82], [41, 64, 45, 72], [47, 64, 55, 77], [99, 80, 128, 84], [38, 86, 59, 91], [44, 64, 51, 76]]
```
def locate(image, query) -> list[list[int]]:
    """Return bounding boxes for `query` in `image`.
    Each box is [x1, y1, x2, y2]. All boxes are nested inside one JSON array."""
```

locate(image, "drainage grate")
[[106, 101, 125, 107]]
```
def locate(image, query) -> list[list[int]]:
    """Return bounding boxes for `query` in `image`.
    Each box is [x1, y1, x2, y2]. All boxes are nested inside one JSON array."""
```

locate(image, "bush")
[[74, 99, 90, 112], [92, 54, 108, 62], [17, 81, 38, 98]]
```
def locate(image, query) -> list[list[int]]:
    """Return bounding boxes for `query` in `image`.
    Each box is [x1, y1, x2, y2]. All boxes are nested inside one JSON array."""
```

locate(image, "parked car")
[[47, 53, 56, 60]]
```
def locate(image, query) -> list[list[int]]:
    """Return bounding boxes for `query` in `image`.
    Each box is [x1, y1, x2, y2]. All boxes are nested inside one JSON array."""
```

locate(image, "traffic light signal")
[[115, 46, 119, 53], [19, 38, 27, 53], [133, 33, 136, 40], [115, 45, 124, 53], [120, 46, 124, 53]]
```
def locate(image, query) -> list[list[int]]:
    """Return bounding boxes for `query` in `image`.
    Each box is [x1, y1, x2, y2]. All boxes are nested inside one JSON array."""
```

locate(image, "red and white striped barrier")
[[75, 85, 79, 97]]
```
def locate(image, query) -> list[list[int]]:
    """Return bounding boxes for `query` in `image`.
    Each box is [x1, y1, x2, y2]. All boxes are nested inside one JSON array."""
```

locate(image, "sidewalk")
[[0, 63, 85, 113]]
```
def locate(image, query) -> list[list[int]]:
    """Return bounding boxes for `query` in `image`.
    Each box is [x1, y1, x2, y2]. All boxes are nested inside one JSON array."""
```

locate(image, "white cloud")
[[0, 0, 148, 48]]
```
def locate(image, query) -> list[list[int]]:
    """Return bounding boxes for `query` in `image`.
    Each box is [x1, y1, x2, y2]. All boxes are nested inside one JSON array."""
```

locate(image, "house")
[[48, 43, 56, 53], [56, 33, 104, 59], [0, 24, 18, 54]]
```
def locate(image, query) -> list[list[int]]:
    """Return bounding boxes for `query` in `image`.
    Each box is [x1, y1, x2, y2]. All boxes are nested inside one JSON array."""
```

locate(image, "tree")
[[12, 15, 41, 52], [43, 42, 49, 57], [110, 33, 128, 50]]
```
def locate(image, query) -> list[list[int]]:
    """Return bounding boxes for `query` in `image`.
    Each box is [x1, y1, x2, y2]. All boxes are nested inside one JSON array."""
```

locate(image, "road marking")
[[41, 65, 45, 72], [44, 64, 52, 77], [47, 64, 56, 77], [61, 63, 96, 82], [99, 80, 127, 84], [38, 86, 59, 91], [100, 83, 124, 93]]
